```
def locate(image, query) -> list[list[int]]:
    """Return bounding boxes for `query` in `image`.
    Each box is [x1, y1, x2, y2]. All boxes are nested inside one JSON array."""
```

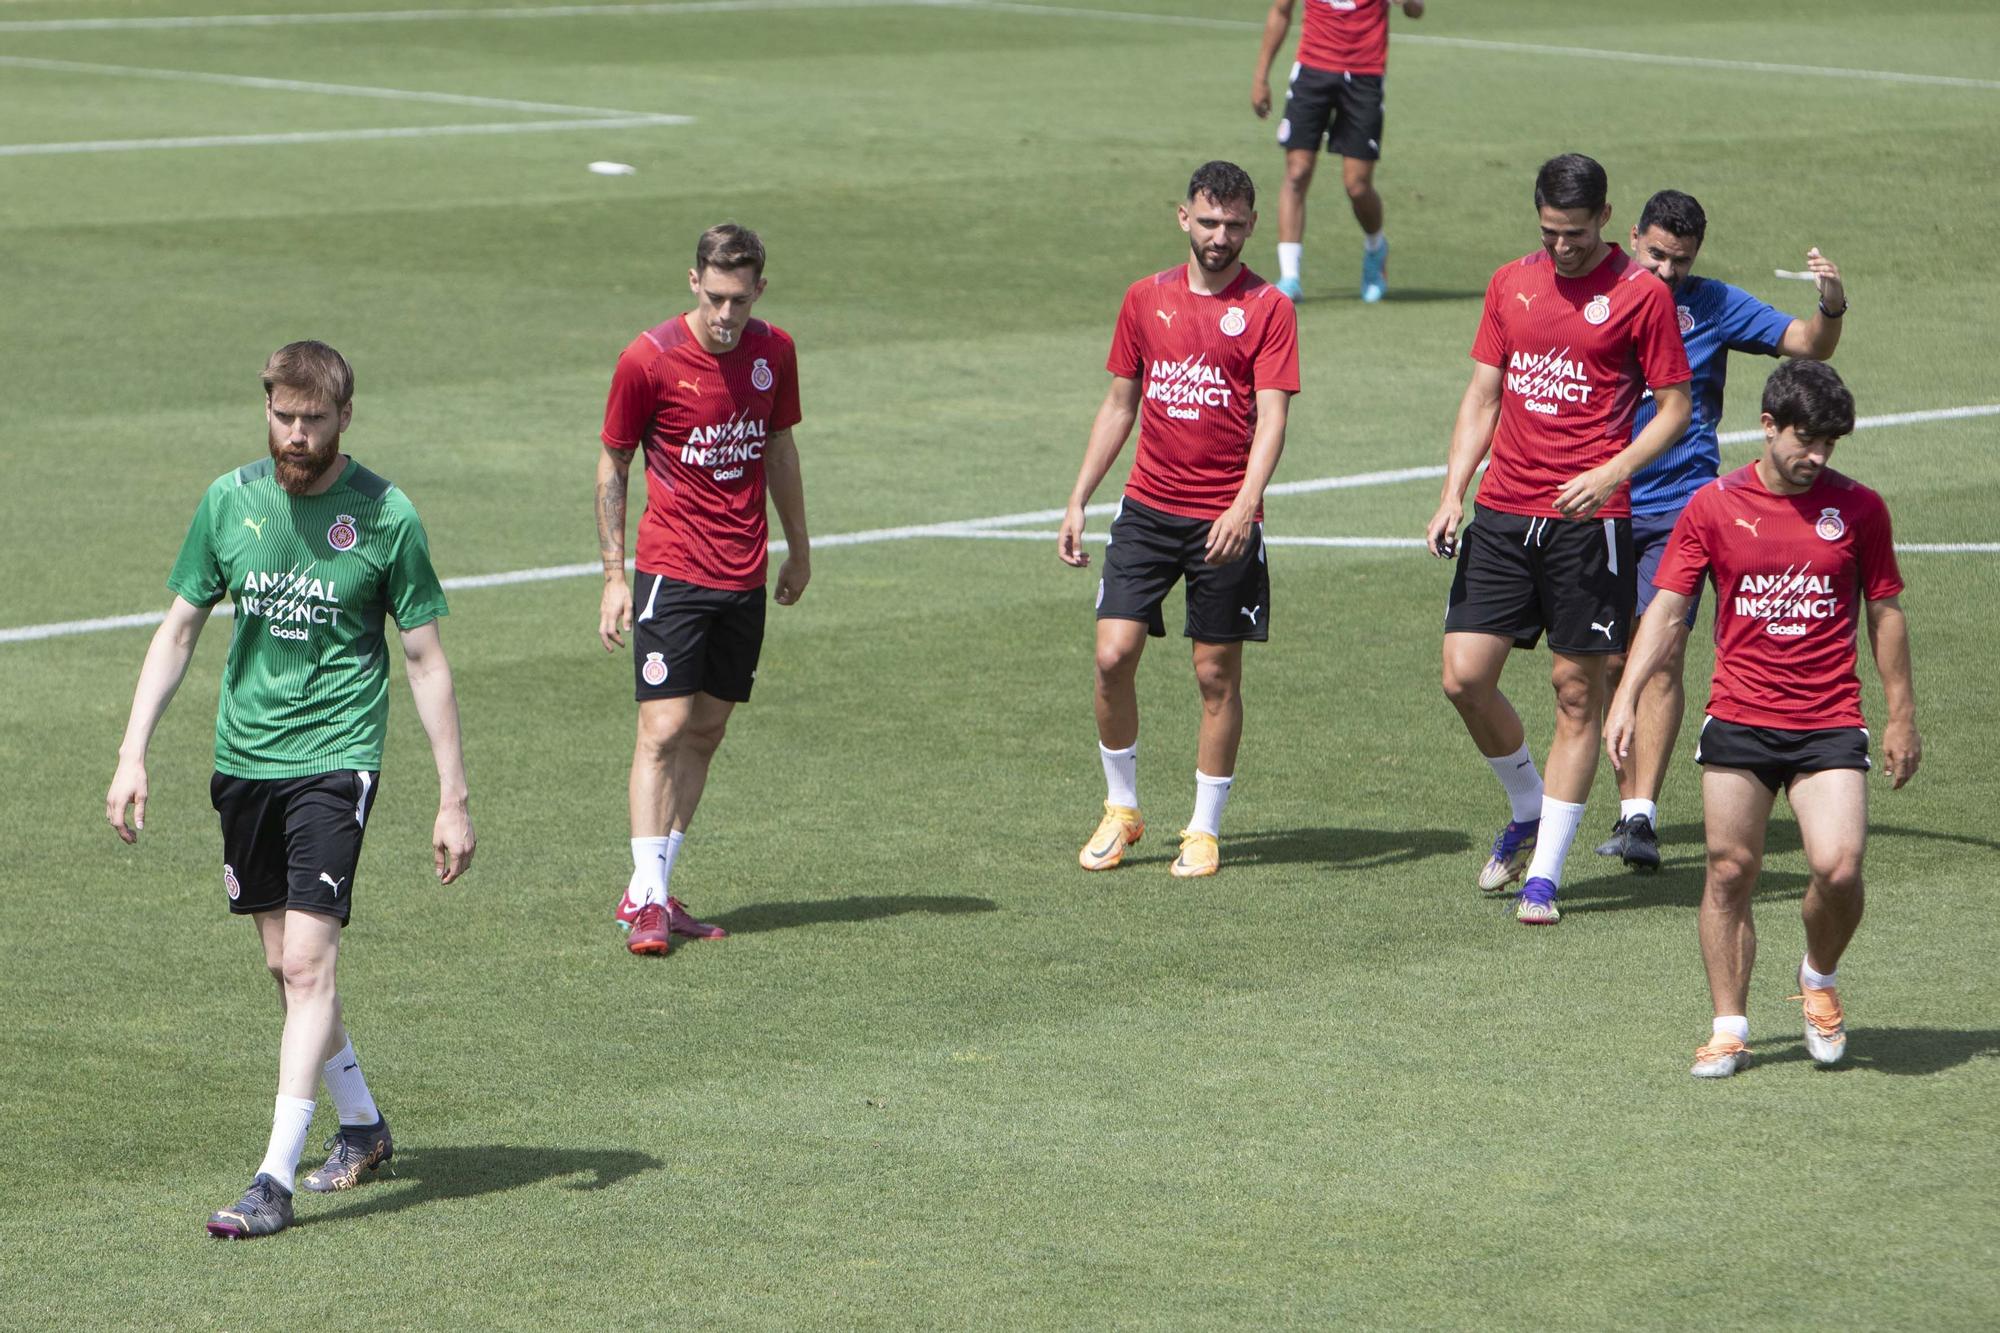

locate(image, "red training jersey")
[[1107, 265, 1300, 521], [1298, 0, 1390, 76], [1470, 245, 1691, 519], [1654, 464, 1903, 731], [600, 315, 802, 591]]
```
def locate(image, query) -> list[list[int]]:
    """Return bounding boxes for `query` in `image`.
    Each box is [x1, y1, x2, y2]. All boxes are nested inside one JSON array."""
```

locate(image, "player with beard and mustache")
[[106, 340, 475, 1239], [1059, 161, 1299, 880]]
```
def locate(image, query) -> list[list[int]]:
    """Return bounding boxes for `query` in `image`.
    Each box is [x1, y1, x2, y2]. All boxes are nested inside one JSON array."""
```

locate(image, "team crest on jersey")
[[223, 863, 241, 901], [327, 514, 358, 551], [1219, 306, 1247, 337], [751, 358, 774, 392], [642, 652, 669, 687], [1677, 304, 1695, 335], [1583, 294, 1611, 326], [1815, 507, 1845, 541]]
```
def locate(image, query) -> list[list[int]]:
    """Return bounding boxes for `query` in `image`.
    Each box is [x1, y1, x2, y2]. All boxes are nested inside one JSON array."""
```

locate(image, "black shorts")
[[1694, 716, 1871, 792], [1098, 495, 1270, 643], [1633, 509, 1701, 628], [1443, 504, 1635, 654], [633, 571, 765, 703], [211, 769, 379, 926], [1277, 63, 1384, 161]]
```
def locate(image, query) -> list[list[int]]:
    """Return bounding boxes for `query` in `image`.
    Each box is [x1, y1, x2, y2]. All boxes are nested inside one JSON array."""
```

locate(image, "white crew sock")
[[323, 1039, 380, 1127], [1486, 743, 1544, 823], [1523, 797, 1587, 888], [660, 829, 685, 902], [256, 1094, 316, 1191], [630, 836, 668, 907], [1364, 230, 1386, 253], [1620, 798, 1658, 825], [1277, 242, 1302, 281], [1190, 770, 1234, 838], [1713, 1015, 1751, 1044], [1801, 959, 1838, 990], [1100, 741, 1139, 810]]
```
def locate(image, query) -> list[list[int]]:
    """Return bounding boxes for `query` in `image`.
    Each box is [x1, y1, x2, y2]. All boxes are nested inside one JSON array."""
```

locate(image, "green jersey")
[[167, 457, 448, 779]]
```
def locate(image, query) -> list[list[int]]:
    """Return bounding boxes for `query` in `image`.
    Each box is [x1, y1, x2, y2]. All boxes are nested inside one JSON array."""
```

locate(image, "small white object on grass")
[[1773, 269, 1818, 282], [588, 161, 637, 176]]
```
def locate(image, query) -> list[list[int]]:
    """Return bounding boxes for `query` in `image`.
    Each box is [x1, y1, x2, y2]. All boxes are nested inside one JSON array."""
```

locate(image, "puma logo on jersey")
[[1240, 605, 1261, 625], [1591, 620, 1616, 639], [1735, 517, 1763, 537], [677, 378, 702, 394], [242, 517, 266, 539], [318, 871, 347, 895], [1515, 292, 1537, 311], [1156, 309, 1176, 328]]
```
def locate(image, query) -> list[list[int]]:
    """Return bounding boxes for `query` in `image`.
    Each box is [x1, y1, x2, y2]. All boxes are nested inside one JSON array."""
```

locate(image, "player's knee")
[[1440, 666, 1487, 710], [1284, 155, 1316, 189], [686, 718, 728, 758], [279, 952, 334, 998], [1194, 661, 1240, 703], [1549, 671, 1600, 722], [1095, 642, 1140, 684], [1343, 175, 1374, 201], [1705, 849, 1759, 900], [1814, 855, 1865, 901]]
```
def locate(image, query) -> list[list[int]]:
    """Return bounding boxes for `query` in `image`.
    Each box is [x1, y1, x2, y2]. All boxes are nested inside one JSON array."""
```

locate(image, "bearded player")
[[1607, 360, 1917, 1077], [107, 340, 475, 1238], [599, 224, 812, 956], [1059, 161, 1299, 879]]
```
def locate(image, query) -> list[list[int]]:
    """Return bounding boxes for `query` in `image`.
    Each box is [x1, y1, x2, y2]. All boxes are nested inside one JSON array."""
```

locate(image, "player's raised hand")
[[1424, 498, 1463, 557], [1204, 504, 1255, 567], [1882, 718, 1922, 789], [599, 576, 632, 652], [1554, 463, 1620, 518], [1252, 79, 1273, 119], [1058, 503, 1092, 567], [433, 803, 475, 884], [774, 552, 811, 606], [1804, 247, 1844, 309], [1604, 698, 1637, 774], [106, 756, 148, 843]]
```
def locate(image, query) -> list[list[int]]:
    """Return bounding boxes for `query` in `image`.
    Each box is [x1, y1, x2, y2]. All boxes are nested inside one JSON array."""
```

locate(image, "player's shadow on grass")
[[1752, 1028, 2000, 1077], [1226, 826, 1470, 870], [306, 1146, 659, 1228], [1560, 866, 1807, 914], [709, 894, 997, 935]]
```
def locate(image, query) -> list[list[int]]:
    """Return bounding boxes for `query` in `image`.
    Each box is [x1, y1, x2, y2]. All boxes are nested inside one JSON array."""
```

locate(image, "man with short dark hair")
[[107, 340, 476, 1238], [599, 224, 812, 956], [1593, 189, 1848, 871], [1425, 153, 1693, 924], [1606, 359, 1917, 1077], [1059, 161, 1298, 878]]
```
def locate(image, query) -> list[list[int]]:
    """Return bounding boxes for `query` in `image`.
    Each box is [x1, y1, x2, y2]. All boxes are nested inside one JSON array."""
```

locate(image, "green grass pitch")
[[2, 1, 1997, 1326]]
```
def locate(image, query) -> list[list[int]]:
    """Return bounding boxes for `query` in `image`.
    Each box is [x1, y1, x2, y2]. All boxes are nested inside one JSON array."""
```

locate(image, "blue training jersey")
[[1628, 275, 1794, 515]]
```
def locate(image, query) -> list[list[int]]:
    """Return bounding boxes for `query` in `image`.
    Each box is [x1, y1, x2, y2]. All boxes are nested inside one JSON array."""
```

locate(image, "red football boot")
[[627, 903, 670, 955], [665, 896, 727, 940]]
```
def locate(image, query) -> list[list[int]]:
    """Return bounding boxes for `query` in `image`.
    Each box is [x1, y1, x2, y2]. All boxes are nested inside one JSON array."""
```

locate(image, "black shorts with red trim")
[[1443, 504, 1635, 654], [211, 769, 379, 925], [633, 571, 766, 703], [1694, 716, 1871, 792], [1097, 495, 1269, 643]]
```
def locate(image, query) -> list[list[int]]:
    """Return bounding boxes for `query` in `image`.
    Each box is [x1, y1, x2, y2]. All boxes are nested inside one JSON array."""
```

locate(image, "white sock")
[[1190, 770, 1233, 838], [256, 1094, 316, 1192], [1713, 1015, 1750, 1044], [660, 830, 685, 902], [1801, 959, 1838, 990], [1277, 242, 1302, 281], [1100, 741, 1139, 810], [1620, 798, 1658, 824], [630, 836, 668, 906], [1524, 797, 1586, 888], [322, 1040, 380, 1127], [1364, 230, 1386, 253], [1486, 743, 1544, 823]]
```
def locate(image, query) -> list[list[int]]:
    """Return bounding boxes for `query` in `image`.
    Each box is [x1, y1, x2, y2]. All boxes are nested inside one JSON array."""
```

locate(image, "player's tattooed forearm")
[[596, 460, 629, 569]]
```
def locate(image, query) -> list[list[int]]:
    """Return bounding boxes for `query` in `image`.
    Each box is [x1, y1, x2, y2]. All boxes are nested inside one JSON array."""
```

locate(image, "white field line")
[[1, 0, 1992, 94], [3, 404, 1994, 645], [0, 116, 688, 157]]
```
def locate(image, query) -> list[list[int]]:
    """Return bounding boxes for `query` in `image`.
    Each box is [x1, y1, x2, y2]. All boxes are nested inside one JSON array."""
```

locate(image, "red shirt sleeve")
[[1632, 280, 1693, 389], [1254, 296, 1301, 393], [1651, 493, 1712, 597], [600, 342, 656, 451], [1470, 268, 1507, 368], [1856, 493, 1905, 601], [771, 334, 802, 433], [1106, 287, 1142, 379]]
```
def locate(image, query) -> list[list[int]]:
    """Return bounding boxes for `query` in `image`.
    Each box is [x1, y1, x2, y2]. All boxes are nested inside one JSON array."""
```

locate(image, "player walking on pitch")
[[1425, 153, 1692, 924], [599, 224, 811, 956], [1251, 0, 1424, 302], [1606, 360, 1917, 1077], [1060, 161, 1299, 879], [106, 341, 476, 1238], [1593, 189, 1848, 871]]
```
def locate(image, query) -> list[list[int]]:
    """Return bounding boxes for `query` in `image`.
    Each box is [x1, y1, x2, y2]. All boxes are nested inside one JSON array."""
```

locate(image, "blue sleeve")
[[1716, 282, 1794, 357]]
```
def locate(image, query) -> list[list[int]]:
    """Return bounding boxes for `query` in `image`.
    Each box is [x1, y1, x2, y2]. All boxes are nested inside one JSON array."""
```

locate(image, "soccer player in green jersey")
[[105, 341, 475, 1239]]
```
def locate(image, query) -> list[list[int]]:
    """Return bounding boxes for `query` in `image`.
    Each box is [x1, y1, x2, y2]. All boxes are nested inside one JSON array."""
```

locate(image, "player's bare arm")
[[1059, 375, 1142, 568], [1427, 361, 1502, 556], [765, 426, 812, 606], [1250, 0, 1296, 118], [1207, 387, 1291, 566], [399, 619, 475, 883], [1555, 381, 1691, 519], [1605, 587, 1693, 772], [597, 444, 634, 651], [1865, 593, 1921, 789], [1779, 248, 1846, 359], [106, 595, 213, 843]]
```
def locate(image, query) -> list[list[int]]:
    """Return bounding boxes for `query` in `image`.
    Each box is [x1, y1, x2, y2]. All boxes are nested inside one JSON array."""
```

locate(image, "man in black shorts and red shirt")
[[1607, 360, 1920, 1078], [1059, 160, 1299, 879], [597, 224, 813, 956], [1425, 153, 1692, 925]]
